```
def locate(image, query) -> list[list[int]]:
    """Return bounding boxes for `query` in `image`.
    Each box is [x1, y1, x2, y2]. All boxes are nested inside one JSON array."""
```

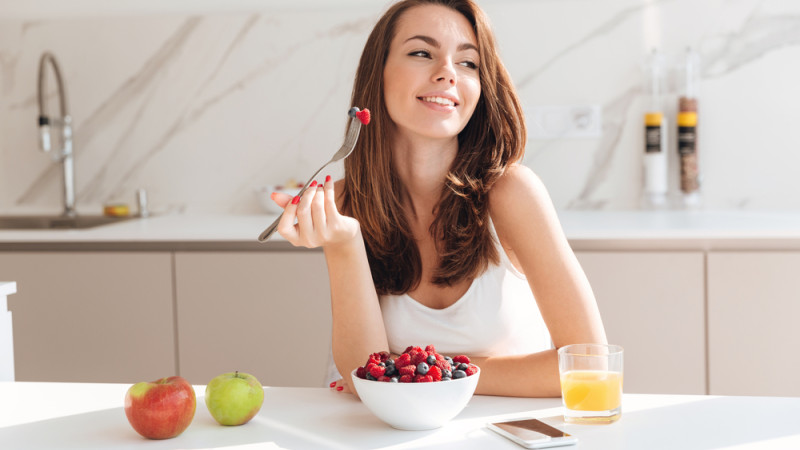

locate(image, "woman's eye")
[[409, 50, 431, 58], [459, 61, 478, 70]]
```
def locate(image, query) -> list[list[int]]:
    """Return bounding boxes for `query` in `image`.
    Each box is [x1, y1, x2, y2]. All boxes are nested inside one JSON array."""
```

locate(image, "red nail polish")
[[336, 386, 343, 391], [325, 175, 331, 183], [310, 180, 317, 187], [291, 196, 300, 205], [329, 381, 336, 388]]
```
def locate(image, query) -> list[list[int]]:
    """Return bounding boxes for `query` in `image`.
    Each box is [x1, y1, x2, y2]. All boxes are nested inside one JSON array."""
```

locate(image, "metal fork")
[[258, 112, 363, 242]]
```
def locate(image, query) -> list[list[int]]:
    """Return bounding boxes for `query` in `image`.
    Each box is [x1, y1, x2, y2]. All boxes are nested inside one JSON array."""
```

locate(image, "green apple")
[[205, 371, 264, 426]]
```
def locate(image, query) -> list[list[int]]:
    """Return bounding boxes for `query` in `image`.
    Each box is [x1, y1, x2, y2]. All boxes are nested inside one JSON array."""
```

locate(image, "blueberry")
[[385, 365, 397, 377], [458, 363, 468, 371], [445, 356, 453, 363], [426, 354, 436, 365], [386, 358, 395, 366], [348, 107, 360, 117], [417, 362, 429, 375], [390, 377, 399, 383], [453, 369, 466, 379], [442, 369, 452, 379], [366, 373, 377, 381], [378, 362, 386, 367]]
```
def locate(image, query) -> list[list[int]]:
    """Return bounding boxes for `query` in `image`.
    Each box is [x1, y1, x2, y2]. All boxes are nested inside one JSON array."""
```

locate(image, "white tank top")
[[324, 220, 552, 385]]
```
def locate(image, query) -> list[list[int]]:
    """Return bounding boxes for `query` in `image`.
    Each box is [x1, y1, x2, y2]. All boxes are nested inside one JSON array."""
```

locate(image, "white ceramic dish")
[[350, 367, 480, 431]]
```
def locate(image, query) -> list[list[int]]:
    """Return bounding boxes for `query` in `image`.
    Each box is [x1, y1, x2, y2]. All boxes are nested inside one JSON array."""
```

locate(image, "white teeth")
[[422, 96, 455, 107]]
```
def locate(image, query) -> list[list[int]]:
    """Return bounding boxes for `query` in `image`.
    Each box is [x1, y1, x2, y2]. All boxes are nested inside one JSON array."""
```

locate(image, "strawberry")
[[356, 108, 370, 125]]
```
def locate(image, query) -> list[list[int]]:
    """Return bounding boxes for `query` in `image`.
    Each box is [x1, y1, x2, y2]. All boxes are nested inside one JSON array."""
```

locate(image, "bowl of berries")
[[350, 345, 480, 431]]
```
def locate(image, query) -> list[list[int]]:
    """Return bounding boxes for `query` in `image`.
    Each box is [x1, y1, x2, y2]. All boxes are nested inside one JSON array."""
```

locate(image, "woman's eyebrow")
[[404, 35, 478, 53]]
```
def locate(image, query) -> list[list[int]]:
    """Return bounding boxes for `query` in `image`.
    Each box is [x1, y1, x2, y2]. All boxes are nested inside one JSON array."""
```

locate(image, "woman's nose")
[[433, 61, 456, 85]]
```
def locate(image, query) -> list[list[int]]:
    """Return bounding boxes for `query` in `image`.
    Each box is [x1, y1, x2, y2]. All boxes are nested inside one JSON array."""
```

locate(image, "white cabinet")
[[174, 251, 332, 387], [575, 251, 706, 394], [707, 251, 800, 396], [0, 252, 175, 383]]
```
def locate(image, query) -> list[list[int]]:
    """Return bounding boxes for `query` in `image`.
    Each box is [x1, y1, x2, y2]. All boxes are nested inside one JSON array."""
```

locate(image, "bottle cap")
[[677, 112, 697, 127], [644, 112, 663, 126]]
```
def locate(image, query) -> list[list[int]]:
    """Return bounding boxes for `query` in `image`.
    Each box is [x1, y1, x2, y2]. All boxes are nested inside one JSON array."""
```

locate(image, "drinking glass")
[[558, 343, 623, 424]]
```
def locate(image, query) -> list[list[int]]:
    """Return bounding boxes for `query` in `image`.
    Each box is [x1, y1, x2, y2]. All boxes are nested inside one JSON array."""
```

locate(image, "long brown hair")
[[342, 0, 526, 295]]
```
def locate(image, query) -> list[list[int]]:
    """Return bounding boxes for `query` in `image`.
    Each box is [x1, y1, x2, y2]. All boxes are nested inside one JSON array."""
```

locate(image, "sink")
[[0, 215, 135, 230]]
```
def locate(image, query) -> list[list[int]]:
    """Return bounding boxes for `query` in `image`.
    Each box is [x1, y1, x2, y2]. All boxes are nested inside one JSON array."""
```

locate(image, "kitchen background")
[[1, 0, 799, 215]]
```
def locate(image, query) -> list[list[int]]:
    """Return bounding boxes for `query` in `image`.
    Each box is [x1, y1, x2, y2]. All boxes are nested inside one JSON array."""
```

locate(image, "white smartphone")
[[487, 418, 578, 449]]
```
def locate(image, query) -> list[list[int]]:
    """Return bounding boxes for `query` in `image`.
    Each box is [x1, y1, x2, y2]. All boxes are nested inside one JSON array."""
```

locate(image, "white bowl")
[[255, 185, 301, 214], [350, 367, 480, 430]]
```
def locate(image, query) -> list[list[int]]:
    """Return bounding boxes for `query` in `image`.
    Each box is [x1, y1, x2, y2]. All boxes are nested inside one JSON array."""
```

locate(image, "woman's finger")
[[311, 182, 326, 231], [323, 175, 338, 218], [294, 181, 318, 243], [276, 194, 301, 242], [270, 191, 293, 209]]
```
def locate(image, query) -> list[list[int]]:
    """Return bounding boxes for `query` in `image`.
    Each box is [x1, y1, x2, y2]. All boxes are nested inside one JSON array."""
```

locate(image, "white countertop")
[[0, 282, 17, 297], [1, 382, 799, 449], [2, 210, 800, 250]]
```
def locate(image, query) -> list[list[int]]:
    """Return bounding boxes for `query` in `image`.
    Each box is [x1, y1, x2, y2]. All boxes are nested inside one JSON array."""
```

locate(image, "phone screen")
[[488, 418, 577, 448], [493, 419, 570, 439]]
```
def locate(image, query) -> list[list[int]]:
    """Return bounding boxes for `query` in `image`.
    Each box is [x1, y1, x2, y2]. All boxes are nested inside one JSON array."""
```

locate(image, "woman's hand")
[[328, 378, 353, 394], [272, 176, 360, 249]]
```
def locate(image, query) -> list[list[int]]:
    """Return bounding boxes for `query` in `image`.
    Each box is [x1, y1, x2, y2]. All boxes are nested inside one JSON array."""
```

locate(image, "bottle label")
[[678, 126, 696, 155], [646, 125, 662, 153], [644, 112, 663, 153]]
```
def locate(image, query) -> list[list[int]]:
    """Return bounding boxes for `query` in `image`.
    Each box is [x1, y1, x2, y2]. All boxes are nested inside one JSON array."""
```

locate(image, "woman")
[[272, 0, 607, 397]]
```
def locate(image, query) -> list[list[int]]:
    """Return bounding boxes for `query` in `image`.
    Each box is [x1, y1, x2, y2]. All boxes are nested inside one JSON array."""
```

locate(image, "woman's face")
[[383, 4, 481, 142]]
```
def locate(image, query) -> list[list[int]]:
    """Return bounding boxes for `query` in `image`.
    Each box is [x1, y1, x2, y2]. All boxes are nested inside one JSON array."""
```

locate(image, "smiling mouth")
[[419, 96, 458, 107]]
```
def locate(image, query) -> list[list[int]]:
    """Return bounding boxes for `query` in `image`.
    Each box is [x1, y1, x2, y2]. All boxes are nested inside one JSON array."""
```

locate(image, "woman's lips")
[[417, 96, 457, 112]]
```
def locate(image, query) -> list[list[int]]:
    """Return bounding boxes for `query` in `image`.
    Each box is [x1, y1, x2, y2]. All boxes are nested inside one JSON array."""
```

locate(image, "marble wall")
[[2, 0, 799, 215]]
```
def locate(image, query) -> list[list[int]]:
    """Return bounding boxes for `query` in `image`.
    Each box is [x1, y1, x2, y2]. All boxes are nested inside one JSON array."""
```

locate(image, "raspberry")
[[434, 359, 452, 372], [356, 108, 371, 125], [395, 353, 411, 367], [398, 365, 416, 377], [425, 344, 436, 353], [356, 366, 367, 379], [414, 374, 433, 383], [368, 363, 386, 379], [453, 355, 470, 365], [377, 375, 392, 382], [428, 365, 442, 381], [434, 352, 445, 362], [465, 364, 478, 376], [410, 350, 428, 366], [399, 374, 413, 383]]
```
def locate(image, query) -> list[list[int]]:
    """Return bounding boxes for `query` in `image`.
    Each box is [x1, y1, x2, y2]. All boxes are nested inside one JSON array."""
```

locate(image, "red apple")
[[124, 375, 196, 439]]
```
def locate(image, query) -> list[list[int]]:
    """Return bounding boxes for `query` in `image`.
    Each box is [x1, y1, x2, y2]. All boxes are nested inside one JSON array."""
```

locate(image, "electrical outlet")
[[526, 105, 603, 139]]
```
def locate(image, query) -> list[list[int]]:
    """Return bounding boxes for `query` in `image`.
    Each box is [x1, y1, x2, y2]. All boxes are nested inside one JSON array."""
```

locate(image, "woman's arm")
[[478, 164, 607, 397], [274, 179, 388, 394]]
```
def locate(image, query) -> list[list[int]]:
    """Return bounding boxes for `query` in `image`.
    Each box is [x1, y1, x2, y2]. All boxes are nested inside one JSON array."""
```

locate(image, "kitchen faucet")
[[37, 52, 75, 217]]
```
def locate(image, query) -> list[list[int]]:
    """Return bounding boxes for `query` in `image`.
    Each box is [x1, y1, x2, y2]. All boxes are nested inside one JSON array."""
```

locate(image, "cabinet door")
[[575, 251, 706, 394], [0, 252, 175, 383], [708, 251, 800, 396], [175, 252, 332, 387]]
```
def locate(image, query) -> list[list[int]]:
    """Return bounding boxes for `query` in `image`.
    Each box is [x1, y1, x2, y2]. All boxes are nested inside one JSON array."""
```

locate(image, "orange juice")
[[560, 370, 623, 412]]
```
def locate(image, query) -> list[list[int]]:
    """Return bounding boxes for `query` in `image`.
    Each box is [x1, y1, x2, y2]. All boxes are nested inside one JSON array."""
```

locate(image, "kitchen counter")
[[2, 210, 800, 250], [1, 382, 799, 449]]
